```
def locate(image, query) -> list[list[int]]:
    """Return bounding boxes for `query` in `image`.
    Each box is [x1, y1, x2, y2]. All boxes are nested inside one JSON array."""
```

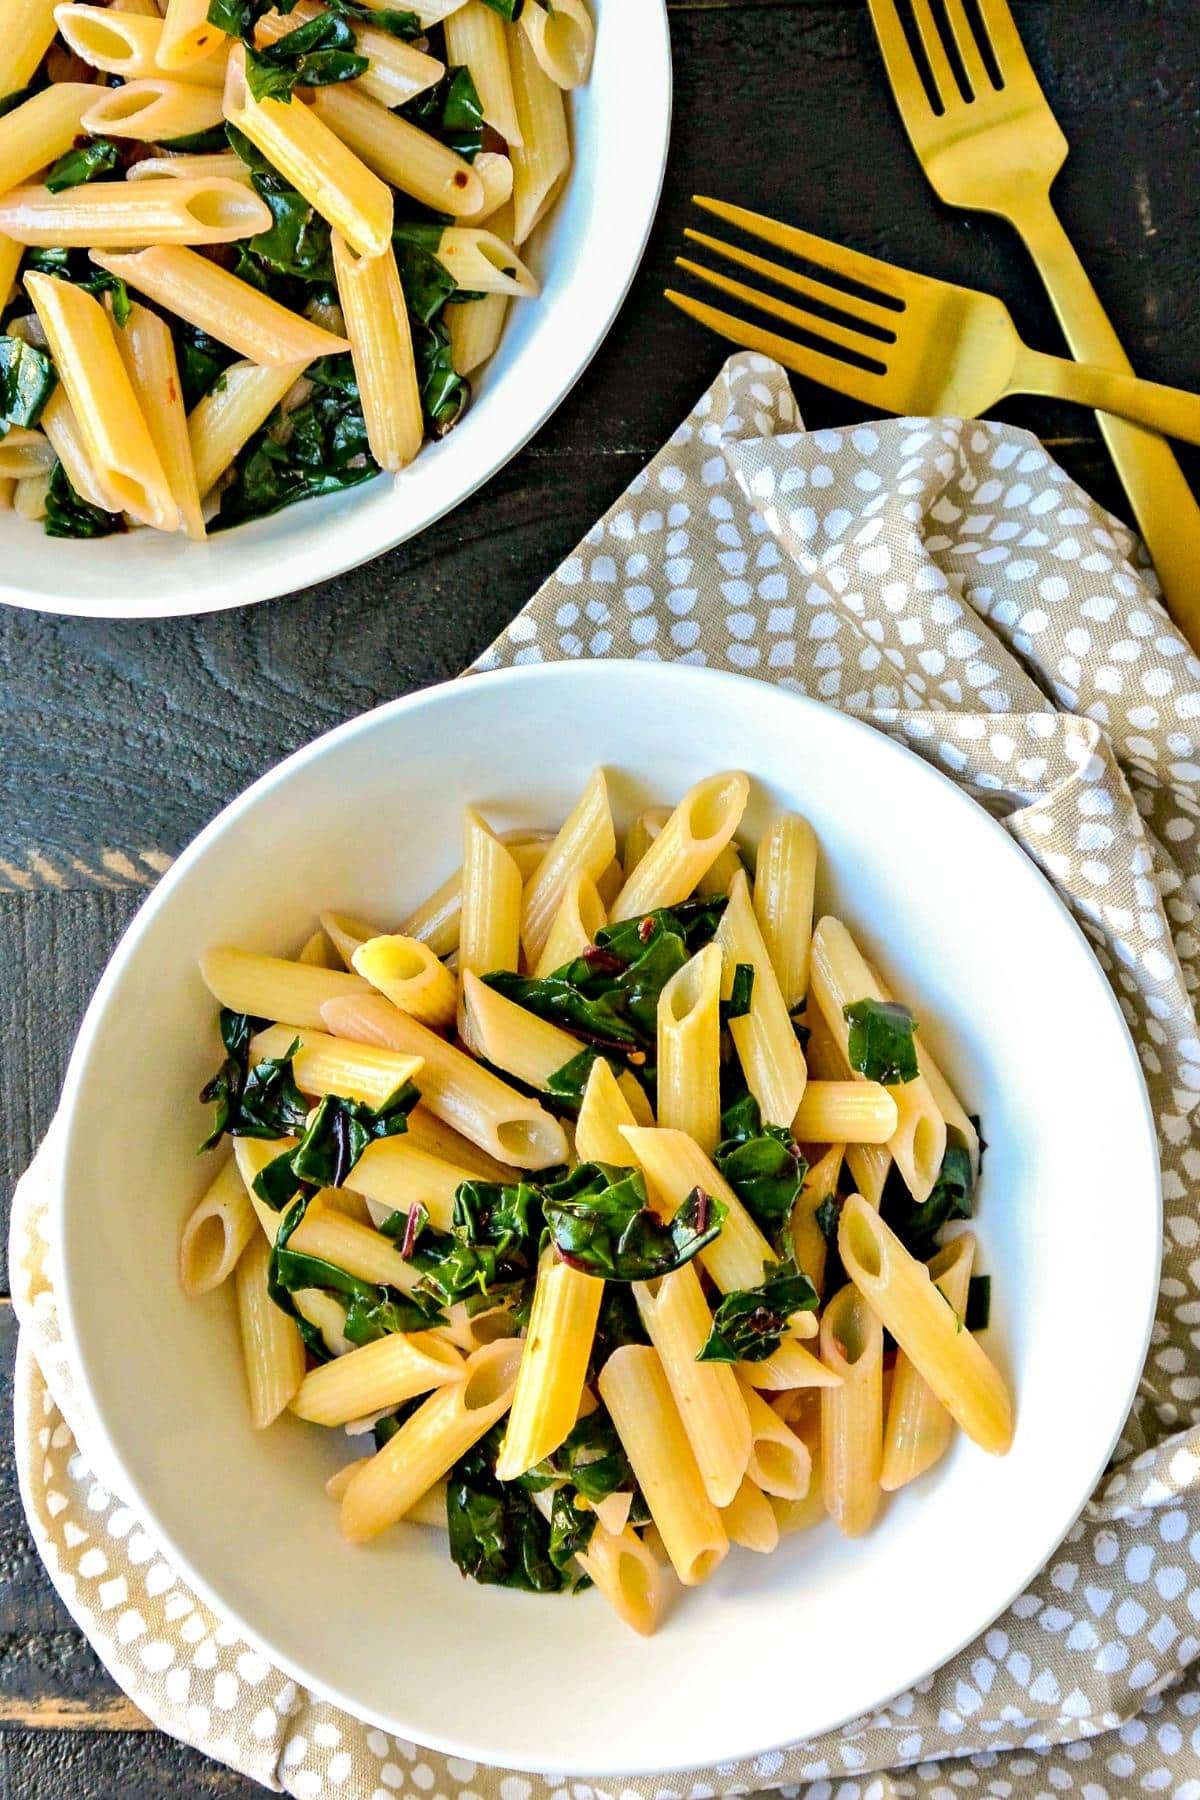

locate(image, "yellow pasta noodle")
[[115, 301, 205, 540], [793, 1080, 897, 1145], [253, 2, 443, 111], [632, 1265, 752, 1508], [292, 1330, 465, 1427], [507, 15, 569, 244], [402, 830, 552, 959], [805, 1002, 892, 1208], [444, 0, 521, 144], [331, 232, 422, 475], [611, 771, 749, 922], [820, 1280, 883, 1537], [158, 0, 226, 70], [574, 1056, 640, 1165], [0, 175, 268, 247], [720, 1476, 779, 1553], [752, 812, 817, 1011], [494, 1256, 603, 1479], [716, 868, 807, 1128], [352, 935, 457, 1031], [447, 291, 507, 377], [457, 808, 522, 1040], [656, 942, 721, 1153], [533, 866, 604, 979], [519, 0, 593, 89], [790, 1142, 844, 1297], [236, 1230, 306, 1428], [740, 1380, 812, 1500], [40, 387, 116, 513], [187, 358, 310, 499], [250, 1020, 424, 1111], [619, 1124, 778, 1299], [0, 85, 104, 202], [2, 0, 59, 97], [520, 769, 615, 967], [882, 1232, 976, 1491], [179, 1156, 257, 1296], [199, 946, 367, 1028], [311, 84, 484, 218], [435, 227, 539, 298], [341, 1135, 475, 1234]]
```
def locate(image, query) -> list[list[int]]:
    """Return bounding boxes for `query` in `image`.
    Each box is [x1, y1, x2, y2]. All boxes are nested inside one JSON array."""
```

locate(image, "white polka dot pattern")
[[12, 352, 1200, 1800]]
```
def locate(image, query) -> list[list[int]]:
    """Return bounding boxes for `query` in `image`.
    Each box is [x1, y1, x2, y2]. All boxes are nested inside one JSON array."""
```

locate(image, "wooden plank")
[[0, 1697, 151, 1732], [0, 1730, 264, 1794]]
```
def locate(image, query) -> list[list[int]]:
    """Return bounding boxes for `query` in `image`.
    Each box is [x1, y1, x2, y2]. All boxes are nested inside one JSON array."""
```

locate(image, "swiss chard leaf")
[[881, 1142, 974, 1263], [215, 354, 378, 527], [321, 0, 423, 35], [267, 1192, 440, 1351], [446, 1425, 564, 1592], [44, 138, 119, 192], [389, 1179, 544, 1307], [477, 0, 524, 18], [290, 1082, 418, 1187], [160, 123, 232, 152], [197, 1010, 264, 1149], [342, 1286, 442, 1344], [20, 249, 132, 326], [43, 463, 123, 539], [697, 1254, 818, 1364], [545, 1045, 603, 1109], [542, 1162, 725, 1281], [485, 970, 638, 1052], [245, 14, 366, 103], [392, 222, 456, 324], [965, 1273, 991, 1332], [0, 335, 56, 429], [400, 64, 484, 161], [236, 1038, 310, 1138], [844, 997, 919, 1085], [721, 962, 755, 1023], [228, 123, 335, 283], [519, 1409, 637, 1506], [548, 1486, 595, 1583], [209, 0, 422, 39], [411, 314, 469, 437], [713, 1091, 807, 1247], [590, 1283, 649, 1370], [174, 322, 237, 408]]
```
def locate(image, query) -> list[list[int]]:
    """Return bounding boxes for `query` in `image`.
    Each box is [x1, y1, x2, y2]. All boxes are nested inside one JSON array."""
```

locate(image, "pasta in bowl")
[[53, 662, 1159, 1772]]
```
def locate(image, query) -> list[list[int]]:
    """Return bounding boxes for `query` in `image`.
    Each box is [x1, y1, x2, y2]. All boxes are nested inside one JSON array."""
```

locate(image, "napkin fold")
[[13, 352, 1200, 1800]]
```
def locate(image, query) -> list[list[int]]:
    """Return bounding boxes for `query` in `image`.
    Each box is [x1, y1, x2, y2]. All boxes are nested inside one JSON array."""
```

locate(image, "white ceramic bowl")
[[0, 4, 671, 619], [54, 662, 1160, 1775]]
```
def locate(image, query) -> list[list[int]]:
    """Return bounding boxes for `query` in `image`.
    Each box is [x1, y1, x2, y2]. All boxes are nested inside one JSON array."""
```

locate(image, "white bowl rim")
[[51, 660, 1163, 1774], [0, 4, 672, 620]]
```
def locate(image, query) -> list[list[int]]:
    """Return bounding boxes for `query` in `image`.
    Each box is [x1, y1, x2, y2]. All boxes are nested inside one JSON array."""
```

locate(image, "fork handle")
[[1010, 346, 1200, 447], [1008, 189, 1200, 644]]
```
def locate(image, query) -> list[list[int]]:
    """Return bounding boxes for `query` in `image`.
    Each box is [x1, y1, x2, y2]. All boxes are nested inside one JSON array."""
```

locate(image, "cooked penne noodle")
[[716, 868, 807, 1128], [0, 234, 21, 310], [520, 769, 615, 967], [412, 0, 469, 19], [13, 471, 49, 518], [869, 964, 982, 1182], [319, 992, 568, 1169], [287, 1193, 427, 1295], [0, 430, 55, 480], [741, 1381, 812, 1500], [39, 387, 116, 513], [457, 808, 522, 1040], [574, 1514, 665, 1636], [114, 301, 205, 540], [54, 5, 230, 85], [179, 1155, 257, 1295], [810, 917, 947, 1203], [0, 175, 269, 247], [839, 1196, 1011, 1455], [403, 831, 552, 959], [622, 806, 669, 880], [298, 929, 336, 967], [533, 866, 604, 979], [574, 1056, 640, 1164], [80, 77, 224, 141], [656, 943, 721, 1153], [790, 1142, 844, 1297], [293, 1287, 356, 1357], [694, 840, 743, 899], [352, 935, 456, 1031], [619, 1125, 778, 1299], [187, 357, 310, 499], [633, 1266, 752, 1508], [752, 812, 817, 1011], [611, 772, 749, 922], [232, 1135, 299, 1240], [292, 1330, 465, 1427], [331, 232, 422, 475], [720, 1476, 779, 1553], [444, 0, 522, 145], [459, 967, 582, 1091], [326, 1459, 371, 1503], [739, 1333, 840, 1391], [0, 478, 14, 511], [224, 47, 393, 259], [24, 271, 179, 532], [0, 85, 102, 202], [769, 1392, 826, 1535], [199, 946, 367, 1028], [236, 1231, 306, 1428], [340, 1339, 523, 1542], [319, 910, 381, 969], [494, 1257, 603, 1479], [128, 151, 251, 182], [404, 1105, 518, 1183], [820, 1281, 883, 1537], [599, 1345, 728, 1587], [319, 1186, 372, 1228], [434, 227, 539, 298], [253, 2, 443, 111], [92, 247, 348, 365], [159, 0, 226, 68], [310, 85, 483, 219], [882, 1233, 975, 1491], [462, 150, 513, 222], [447, 291, 508, 377], [507, 17, 569, 244], [250, 1020, 424, 1112], [805, 1004, 892, 1207], [793, 1080, 897, 1145], [3, 0, 59, 96], [520, 0, 594, 89]]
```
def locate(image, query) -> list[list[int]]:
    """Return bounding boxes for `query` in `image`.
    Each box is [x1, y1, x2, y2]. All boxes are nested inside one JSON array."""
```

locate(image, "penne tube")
[[319, 910, 382, 970], [404, 1104, 526, 1184], [520, 769, 615, 968], [0, 234, 21, 310], [574, 1515, 665, 1637], [519, 0, 593, 89], [694, 841, 743, 899], [253, 2, 442, 110], [320, 1186, 372, 1228], [740, 1380, 812, 1499], [352, 935, 456, 1032], [793, 1080, 897, 1145], [870, 964, 982, 1182], [533, 866, 604, 979], [0, 84, 103, 203], [345, 1137, 475, 1234], [250, 1021, 424, 1112], [287, 1193, 426, 1295], [224, 46, 393, 258], [752, 812, 817, 1011], [292, 1330, 465, 1427], [461, 149, 513, 222], [622, 806, 669, 880], [810, 917, 947, 1204], [790, 1142, 844, 1297], [311, 83, 483, 218], [128, 151, 250, 182], [326, 1459, 371, 1502], [340, 1339, 523, 1542], [619, 1125, 776, 1298], [881, 1233, 976, 1491], [319, 992, 568, 1169], [656, 942, 721, 1154], [437, 1300, 519, 1354], [739, 1333, 840, 1391], [574, 1057, 640, 1165], [2, 0, 60, 98], [633, 1266, 752, 1508], [232, 1136, 299, 1241], [611, 772, 750, 923], [459, 968, 581, 1091], [447, 291, 507, 377], [187, 357, 309, 499], [331, 232, 422, 475], [0, 176, 269, 247], [457, 808, 522, 1041], [13, 471, 49, 518], [179, 1155, 257, 1296], [199, 946, 367, 1029], [299, 928, 338, 968], [158, 0, 226, 69], [444, 0, 521, 144], [402, 831, 552, 959], [507, 15, 568, 244], [434, 226, 538, 298], [716, 868, 807, 1128], [0, 430, 55, 480], [292, 1287, 356, 1357], [92, 247, 348, 365], [720, 1476, 779, 1553], [80, 77, 224, 141], [602, 852, 630, 905], [54, 5, 230, 86], [412, 0, 469, 18], [24, 271, 179, 532], [820, 1281, 883, 1537], [0, 477, 13, 511], [39, 388, 116, 512], [494, 1257, 603, 1479], [599, 1345, 728, 1587], [236, 1230, 306, 1428], [114, 301, 204, 539], [839, 1197, 1011, 1455], [805, 1004, 891, 1207], [769, 1391, 826, 1535]]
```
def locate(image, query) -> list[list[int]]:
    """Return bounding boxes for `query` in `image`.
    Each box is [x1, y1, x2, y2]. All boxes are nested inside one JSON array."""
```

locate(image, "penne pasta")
[[457, 808, 522, 1041], [790, 1142, 844, 1297], [2, 0, 59, 98], [805, 1002, 892, 1208], [739, 1332, 841, 1392], [611, 772, 749, 923], [319, 910, 381, 969], [459, 967, 583, 1091], [0, 430, 55, 480], [633, 1265, 752, 1508], [292, 1287, 354, 1358], [158, 0, 226, 69], [187, 357, 310, 499], [447, 291, 508, 377], [0, 234, 21, 310], [0, 176, 269, 247], [331, 232, 422, 475], [434, 226, 539, 298], [235, 1230, 306, 1428], [249, 1020, 424, 1112], [403, 1105, 517, 1183], [13, 471, 49, 518], [114, 301, 205, 540], [656, 942, 722, 1153], [287, 1193, 426, 1295], [769, 1392, 826, 1535], [494, 1256, 603, 1479], [179, 1156, 257, 1295], [39, 387, 116, 512], [533, 866, 605, 979], [507, 15, 569, 244], [622, 806, 669, 881], [741, 1380, 812, 1499], [0, 85, 102, 200], [720, 1476, 779, 1553], [694, 840, 743, 899], [253, 2, 443, 111], [574, 1056, 641, 1165], [574, 1514, 665, 1636], [461, 150, 513, 222], [619, 1125, 780, 1300], [752, 812, 817, 1011], [402, 831, 552, 959], [881, 1233, 976, 1491], [311, 84, 483, 218], [444, 0, 522, 145], [128, 152, 252, 183], [520, 769, 615, 968], [232, 1136, 298, 1241], [519, 0, 594, 90], [352, 935, 457, 1032], [292, 1330, 465, 1427], [199, 945, 367, 1029], [716, 869, 808, 1128], [820, 1281, 883, 1537], [53, 5, 230, 86], [80, 77, 225, 141], [793, 1080, 898, 1146]]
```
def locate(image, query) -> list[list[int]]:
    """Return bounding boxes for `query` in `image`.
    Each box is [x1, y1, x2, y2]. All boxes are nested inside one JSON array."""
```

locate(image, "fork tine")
[[682, 229, 900, 334], [973, 0, 1037, 80], [692, 196, 917, 309], [907, 0, 963, 110], [940, 0, 996, 96], [663, 289, 886, 412], [675, 255, 893, 362], [866, 0, 937, 118]]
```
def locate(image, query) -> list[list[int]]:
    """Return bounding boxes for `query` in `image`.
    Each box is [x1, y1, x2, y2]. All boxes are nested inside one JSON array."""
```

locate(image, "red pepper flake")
[[638, 916, 656, 943], [399, 1204, 425, 1259]]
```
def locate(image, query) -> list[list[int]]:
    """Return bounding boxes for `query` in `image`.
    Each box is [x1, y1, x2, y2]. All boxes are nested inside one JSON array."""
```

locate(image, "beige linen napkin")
[[12, 351, 1200, 1800]]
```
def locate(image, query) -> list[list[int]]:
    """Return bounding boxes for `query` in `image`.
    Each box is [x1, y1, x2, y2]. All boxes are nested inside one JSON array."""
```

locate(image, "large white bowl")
[[54, 662, 1160, 1775], [0, 4, 671, 619]]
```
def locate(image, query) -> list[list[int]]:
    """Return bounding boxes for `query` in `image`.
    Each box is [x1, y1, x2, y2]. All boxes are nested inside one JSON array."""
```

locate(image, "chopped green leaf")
[[881, 1142, 973, 1262], [548, 1486, 595, 1581], [245, 13, 367, 103], [45, 137, 119, 192], [721, 962, 755, 1022], [545, 1045, 603, 1109], [0, 335, 56, 429], [236, 1037, 310, 1138], [518, 1408, 636, 1505], [322, 0, 423, 35], [173, 322, 236, 407], [392, 221, 456, 322], [22, 249, 132, 326], [401, 63, 484, 160], [43, 461, 124, 539], [697, 1254, 818, 1363], [542, 1162, 725, 1281], [291, 1082, 418, 1186], [411, 314, 469, 437], [814, 1193, 841, 1247], [965, 1273, 991, 1331], [215, 354, 378, 527], [844, 997, 919, 1085], [590, 1283, 649, 1371], [477, 0, 524, 18], [446, 1425, 564, 1591], [267, 1191, 440, 1351], [713, 1090, 807, 1247], [159, 123, 232, 152], [391, 1178, 544, 1307], [197, 1010, 265, 1148]]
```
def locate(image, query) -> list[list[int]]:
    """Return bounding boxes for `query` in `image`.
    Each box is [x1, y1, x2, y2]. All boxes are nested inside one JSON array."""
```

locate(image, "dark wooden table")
[[2, 2, 1197, 1791]]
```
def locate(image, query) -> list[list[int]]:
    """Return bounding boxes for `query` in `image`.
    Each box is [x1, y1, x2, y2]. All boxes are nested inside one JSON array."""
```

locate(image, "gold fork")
[[666, 199, 1200, 442], [867, 0, 1200, 640]]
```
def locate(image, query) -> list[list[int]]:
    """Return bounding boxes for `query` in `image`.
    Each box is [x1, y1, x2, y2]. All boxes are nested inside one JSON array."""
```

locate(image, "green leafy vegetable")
[[713, 1090, 807, 1246], [245, 13, 367, 103], [215, 354, 377, 527], [412, 314, 469, 437], [721, 962, 755, 1023], [519, 1408, 637, 1506], [43, 462, 123, 539], [446, 1426, 564, 1591], [542, 1162, 725, 1281], [388, 1179, 544, 1307], [237, 1039, 310, 1137], [545, 1045, 603, 1109], [697, 1255, 818, 1363], [44, 138, 119, 192], [21, 250, 132, 326], [965, 1273, 991, 1331], [844, 998, 919, 1085], [174, 322, 237, 408], [477, 0, 524, 18], [401, 64, 484, 160], [227, 124, 335, 284], [198, 1010, 261, 1149], [292, 1083, 419, 1186], [0, 336, 56, 430], [881, 1142, 974, 1262], [319, 0, 422, 35], [0, 87, 35, 121], [160, 124, 233, 152], [814, 1193, 841, 1248], [209, 0, 421, 43], [590, 1283, 649, 1370], [548, 1486, 595, 1580], [266, 1191, 440, 1353], [392, 222, 457, 323]]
